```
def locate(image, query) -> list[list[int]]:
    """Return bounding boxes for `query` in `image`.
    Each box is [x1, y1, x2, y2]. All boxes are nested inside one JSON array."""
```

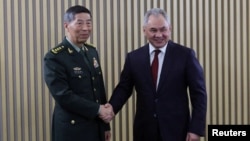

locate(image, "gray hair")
[[143, 8, 170, 26], [63, 5, 92, 23]]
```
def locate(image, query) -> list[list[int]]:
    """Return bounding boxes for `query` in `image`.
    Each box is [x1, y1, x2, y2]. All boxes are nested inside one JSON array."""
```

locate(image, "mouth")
[[154, 39, 165, 43], [79, 34, 89, 38]]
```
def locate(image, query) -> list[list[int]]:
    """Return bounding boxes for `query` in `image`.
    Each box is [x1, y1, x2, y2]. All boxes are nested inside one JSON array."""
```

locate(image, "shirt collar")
[[149, 43, 168, 55], [66, 37, 82, 52]]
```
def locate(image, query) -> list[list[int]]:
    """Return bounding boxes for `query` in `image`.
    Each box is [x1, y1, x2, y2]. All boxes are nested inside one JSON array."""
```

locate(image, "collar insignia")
[[68, 48, 73, 54]]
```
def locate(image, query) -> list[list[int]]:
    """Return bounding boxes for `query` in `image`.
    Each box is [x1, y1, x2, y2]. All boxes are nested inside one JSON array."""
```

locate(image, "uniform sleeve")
[[43, 52, 100, 119]]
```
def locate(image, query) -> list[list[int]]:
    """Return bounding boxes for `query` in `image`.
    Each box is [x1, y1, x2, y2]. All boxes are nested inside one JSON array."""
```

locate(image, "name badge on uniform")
[[93, 57, 99, 68]]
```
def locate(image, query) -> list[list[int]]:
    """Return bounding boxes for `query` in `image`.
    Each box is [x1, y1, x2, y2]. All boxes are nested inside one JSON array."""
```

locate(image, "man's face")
[[143, 15, 171, 48], [64, 12, 92, 47]]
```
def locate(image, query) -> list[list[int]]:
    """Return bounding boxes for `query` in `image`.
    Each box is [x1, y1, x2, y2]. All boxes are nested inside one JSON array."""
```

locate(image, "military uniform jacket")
[[44, 38, 110, 141]]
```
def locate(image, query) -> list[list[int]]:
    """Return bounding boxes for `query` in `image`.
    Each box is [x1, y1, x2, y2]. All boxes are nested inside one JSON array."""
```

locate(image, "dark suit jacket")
[[109, 41, 207, 141], [44, 38, 110, 141]]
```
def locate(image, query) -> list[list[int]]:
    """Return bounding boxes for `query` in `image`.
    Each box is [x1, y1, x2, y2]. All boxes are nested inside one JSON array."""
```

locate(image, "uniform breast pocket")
[[71, 73, 87, 79], [69, 73, 92, 93], [69, 71, 88, 84]]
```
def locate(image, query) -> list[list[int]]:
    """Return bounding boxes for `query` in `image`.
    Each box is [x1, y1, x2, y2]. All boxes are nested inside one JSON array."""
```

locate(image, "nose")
[[82, 23, 89, 30], [155, 31, 162, 37]]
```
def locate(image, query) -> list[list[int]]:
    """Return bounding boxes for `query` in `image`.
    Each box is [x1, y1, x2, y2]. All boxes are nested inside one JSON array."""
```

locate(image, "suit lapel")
[[157, 42, 174, 93], [140, 44, 158, 92], [84, 46, 100, 76], [84, 50, 93, 67]]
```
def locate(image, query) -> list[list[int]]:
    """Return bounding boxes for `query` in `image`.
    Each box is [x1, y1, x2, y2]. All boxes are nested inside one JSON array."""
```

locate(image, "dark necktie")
[[79, 47, 90, 68], [151, 50, 161, 88]]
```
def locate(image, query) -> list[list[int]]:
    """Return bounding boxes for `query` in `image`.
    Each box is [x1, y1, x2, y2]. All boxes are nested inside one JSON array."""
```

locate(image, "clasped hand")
[[99, 103, 114, 123]]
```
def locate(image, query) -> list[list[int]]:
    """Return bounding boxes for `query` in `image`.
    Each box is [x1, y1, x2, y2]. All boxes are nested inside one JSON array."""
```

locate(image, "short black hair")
[[63, 5, 92, 23]]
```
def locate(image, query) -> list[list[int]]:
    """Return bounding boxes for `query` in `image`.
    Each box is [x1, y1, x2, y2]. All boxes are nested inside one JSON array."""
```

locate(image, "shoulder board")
[[84, 43, 95, 48], [51, 45, 66, 54]]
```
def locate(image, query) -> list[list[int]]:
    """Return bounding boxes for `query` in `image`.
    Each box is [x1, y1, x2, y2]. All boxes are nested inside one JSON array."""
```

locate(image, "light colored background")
[[0, 0, 249, 141]]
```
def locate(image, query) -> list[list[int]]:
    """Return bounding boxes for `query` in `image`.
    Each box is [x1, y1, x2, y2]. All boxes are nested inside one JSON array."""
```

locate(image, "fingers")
[[99, 103, 115, 123], [186, 132, 200, 141], [104, 103, 112, 108]]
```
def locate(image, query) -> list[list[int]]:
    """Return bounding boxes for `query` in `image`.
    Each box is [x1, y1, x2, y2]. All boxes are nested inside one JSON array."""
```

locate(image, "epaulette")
[[84, 43, 95, 48], [50, 45, 66, 54]]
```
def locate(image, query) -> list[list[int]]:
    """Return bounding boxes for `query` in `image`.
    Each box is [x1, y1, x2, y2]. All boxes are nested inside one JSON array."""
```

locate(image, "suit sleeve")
[[109, 53, 134, 114], [186, 49, 207, 136]]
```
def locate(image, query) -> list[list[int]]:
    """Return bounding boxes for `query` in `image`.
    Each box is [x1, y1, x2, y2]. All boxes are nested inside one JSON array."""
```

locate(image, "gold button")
[[92, 77, 95, 80], [71, 120, 75, 124]]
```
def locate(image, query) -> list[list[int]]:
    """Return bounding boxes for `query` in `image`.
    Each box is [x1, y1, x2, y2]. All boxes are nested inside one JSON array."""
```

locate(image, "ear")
[[64, 22, 69, 31], [169, 25, 172, 31], [143, 26, 146, 35], [63, 22, 68, 28]]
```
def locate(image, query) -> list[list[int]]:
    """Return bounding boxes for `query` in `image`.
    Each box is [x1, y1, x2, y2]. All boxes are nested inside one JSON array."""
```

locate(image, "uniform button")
[[78, 75, 81, 78], [153, 114, 157, 118], [96, 99, 99, 103], [93, 88, 96, 91], [71, 120, 75, 125], [99, 72, 101, 75], [92, 77, 95, 80], [154, 99, 158, 103]]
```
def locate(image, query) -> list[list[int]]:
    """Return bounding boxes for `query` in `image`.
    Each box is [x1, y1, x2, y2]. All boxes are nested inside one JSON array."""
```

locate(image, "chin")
[[153, 44, 165, 48], [79, 39, 87, 43], [154, 41, 168, 47]]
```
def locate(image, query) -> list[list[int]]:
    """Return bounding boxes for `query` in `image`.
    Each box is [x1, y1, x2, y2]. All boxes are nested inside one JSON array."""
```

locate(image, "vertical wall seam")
[[221, 0, 225, 124], [233, 0, 238, 124]]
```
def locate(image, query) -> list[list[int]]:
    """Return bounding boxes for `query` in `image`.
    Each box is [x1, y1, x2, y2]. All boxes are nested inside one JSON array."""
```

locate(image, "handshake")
[[98, 103, 115, 123]]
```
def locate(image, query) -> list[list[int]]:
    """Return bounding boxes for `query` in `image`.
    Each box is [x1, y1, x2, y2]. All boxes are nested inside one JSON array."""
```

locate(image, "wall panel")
[[0, 0, 249, 141]]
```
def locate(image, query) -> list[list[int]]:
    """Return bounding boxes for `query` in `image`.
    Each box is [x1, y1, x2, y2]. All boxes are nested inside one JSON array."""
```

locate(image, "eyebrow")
[[150, 26, 167, 29], [76, 19, 92, 22]]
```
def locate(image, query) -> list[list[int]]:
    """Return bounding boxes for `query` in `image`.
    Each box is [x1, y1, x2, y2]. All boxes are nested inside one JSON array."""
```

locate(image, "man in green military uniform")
[[43, 5, 113, 141]]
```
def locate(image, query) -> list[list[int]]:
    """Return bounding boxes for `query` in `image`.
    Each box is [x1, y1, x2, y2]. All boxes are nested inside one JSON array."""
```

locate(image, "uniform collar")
[[66, 37, 82, 52]]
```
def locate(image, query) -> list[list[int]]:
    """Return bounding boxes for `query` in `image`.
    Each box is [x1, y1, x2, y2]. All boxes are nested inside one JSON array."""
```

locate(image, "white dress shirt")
[[149, 43, 168, 90]]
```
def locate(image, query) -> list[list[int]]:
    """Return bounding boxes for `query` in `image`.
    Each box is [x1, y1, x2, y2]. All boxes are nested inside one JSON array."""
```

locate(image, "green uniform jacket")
[[43, 37, 110, 141]]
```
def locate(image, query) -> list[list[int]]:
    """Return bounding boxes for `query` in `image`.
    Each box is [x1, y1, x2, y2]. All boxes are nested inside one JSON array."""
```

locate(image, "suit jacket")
[[44, 37, 110, 141], [109, 41, 207, 141]]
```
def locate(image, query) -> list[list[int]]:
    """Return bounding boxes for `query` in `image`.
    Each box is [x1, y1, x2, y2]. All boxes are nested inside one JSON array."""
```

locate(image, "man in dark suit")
[[108, 8, 207, 141], [43, 5, 113, 141]]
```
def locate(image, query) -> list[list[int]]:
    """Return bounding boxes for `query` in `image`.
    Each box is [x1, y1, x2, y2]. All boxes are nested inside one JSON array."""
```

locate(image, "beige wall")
[[0, 0, 249, 141]]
